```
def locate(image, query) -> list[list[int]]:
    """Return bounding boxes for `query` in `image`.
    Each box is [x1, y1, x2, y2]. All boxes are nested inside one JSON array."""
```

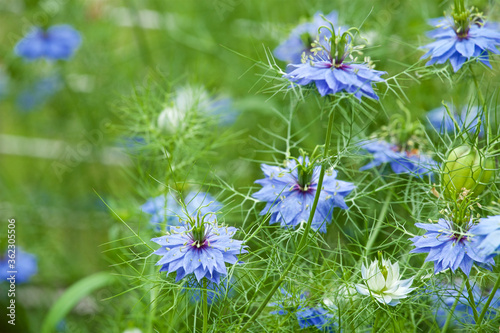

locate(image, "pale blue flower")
[[410, 219, 494, 276], [473, 215, 500, 260], [274, 11, 341, 64], [253, 157, 355, 233], [151, 221, 247, 285], [433, 284, 500, 327], [358, 139, 437, 178], [420, 17, 500, 72], [427, 105, 483, 134], [285, 56, 385, 100], [15, 25, 81, 61]]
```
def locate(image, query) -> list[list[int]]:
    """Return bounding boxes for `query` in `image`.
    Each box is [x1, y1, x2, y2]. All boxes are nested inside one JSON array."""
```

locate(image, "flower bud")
[[442, 145, 496, 199], [158, 106, 183, 133]]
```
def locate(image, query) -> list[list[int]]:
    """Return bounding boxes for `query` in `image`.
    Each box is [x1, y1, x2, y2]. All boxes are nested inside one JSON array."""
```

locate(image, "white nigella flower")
[[355, 258, 414, 306]]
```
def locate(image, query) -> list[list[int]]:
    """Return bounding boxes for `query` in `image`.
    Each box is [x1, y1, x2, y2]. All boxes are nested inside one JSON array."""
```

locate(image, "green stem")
[[361, 191, 392, 263], [167, 309, 175, 333], [203, 278, 208, 333], [477, 272, 500, 327], [470, 67, 491, 144], [441, 280, 465, 333], [465, 278, 479, 323], [148, 259, 158, 333], [238, 107, 336, 333], [372, 310, 382, 333]]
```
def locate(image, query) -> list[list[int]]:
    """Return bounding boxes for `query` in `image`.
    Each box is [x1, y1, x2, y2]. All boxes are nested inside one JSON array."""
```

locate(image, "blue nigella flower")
[[141, 191, 222, 230], [410, 219, 495, 276], [358, 139, 437, 178], [270, 288, 335, 332], [433, 284, 500, 327], [151, 219, 247, 285], [16, 75, 62, 112], [274, 10, 341, 64], [427, 105, 483, 134], [0, 248, 38, 284], [15, 25, 82, 61], [284, 22, 385, 100], [472, 215, 500, 260], [420, 16, 500, 72], [183, 276, 234, 304], [252, 157, 355, 233]]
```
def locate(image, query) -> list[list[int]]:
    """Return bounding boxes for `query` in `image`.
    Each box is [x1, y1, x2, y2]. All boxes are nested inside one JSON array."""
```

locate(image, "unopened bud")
[[442, 145, 496, 199]]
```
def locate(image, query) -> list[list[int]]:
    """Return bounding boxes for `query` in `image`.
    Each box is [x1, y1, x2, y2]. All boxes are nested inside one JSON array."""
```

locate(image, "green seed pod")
[[442, 145, 496, 199]]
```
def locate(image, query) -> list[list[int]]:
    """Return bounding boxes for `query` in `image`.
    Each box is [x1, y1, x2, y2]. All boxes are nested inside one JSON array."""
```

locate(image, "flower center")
[[297, 164, 314, 192], [451, 1, 483, 40], [191, 239, 208, 249], [377, 253, 389, 281], [188, 216, 211, 249], [451, 233, 468, 243]]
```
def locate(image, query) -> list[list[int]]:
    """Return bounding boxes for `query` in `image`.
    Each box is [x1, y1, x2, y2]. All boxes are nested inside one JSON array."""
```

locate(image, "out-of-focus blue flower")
[[0, 248, 37, 284], [141, 191, 222, 230], [284, 48, 385, 100], [157, 85, 237, 133], [15, 25, 81, 61], [252, 157, 355, 233], [433, 284, 500, 327], [141, 193, 180, 228], [427, 105, 483, 134], [473, 215, 500, 260], [183, 276, 234, 305], [16, 76, 62, 111], [358, 139, 437, 178], [270, 288, 335, 332], [410, 219, 494, 276], [420, 17, 500, 72], [283, 20, 385, 100], [274, 11, 340, 64], [151, 219, 247, 285]]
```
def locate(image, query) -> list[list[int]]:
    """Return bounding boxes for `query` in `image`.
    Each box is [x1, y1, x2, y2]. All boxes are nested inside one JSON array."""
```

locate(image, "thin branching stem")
[[203, 278, 208, 333], [360, 191, 393, 264]]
